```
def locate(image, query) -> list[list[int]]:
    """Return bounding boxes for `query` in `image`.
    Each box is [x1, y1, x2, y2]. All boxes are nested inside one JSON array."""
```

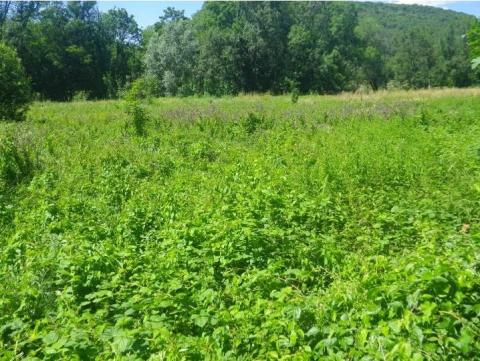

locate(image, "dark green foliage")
[[1, 1, 479, 99], [0, 42, 31, 121], [470, 24, 480, 58], [355, 2, 477, 88], [0, 1, 142, 100], [101, 7, 143, 98], [145, 1, 478, 96], [154, 6, 187, 32], [156, 2, 362, 95], [394, 30, 435, 88]]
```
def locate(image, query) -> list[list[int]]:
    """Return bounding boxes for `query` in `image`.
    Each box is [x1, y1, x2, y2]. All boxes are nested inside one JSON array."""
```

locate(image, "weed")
[[1, 89, 480, 359], [123, 79, 150, 136], [241, 112, 265, 134], [291, 87, 299, 104], [0, 135, 37, 189]]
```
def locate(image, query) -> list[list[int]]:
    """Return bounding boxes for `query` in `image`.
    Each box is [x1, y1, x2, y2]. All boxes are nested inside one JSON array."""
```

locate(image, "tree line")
[[0, 1, 143, 100], [1, 1, 479, 102]]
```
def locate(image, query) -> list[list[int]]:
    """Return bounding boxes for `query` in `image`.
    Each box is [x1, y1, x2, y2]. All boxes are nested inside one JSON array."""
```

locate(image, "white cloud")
[[389, 0, 448, 5]]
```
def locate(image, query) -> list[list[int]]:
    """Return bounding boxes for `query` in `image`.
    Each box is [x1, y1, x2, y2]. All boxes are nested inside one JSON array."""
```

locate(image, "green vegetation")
[[0, 42, 31, 121], [1, 89, 480, 359], [0, 1, 142, 100], [355, 2, 477, 88], [145, 2, 479, 95], [468, 21, 480, 70], [1, 2, 480, 359], [1, 1, 479, 101]]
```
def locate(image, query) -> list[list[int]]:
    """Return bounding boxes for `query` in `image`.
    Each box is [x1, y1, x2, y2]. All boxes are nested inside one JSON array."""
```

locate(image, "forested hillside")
[[1, 1, 479, 100], [354, 2, 477, 88]]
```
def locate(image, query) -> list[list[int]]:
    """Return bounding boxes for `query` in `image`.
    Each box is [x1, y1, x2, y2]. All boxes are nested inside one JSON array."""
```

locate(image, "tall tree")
[[0, 1, 11, 30], [1, 1, 142, 100], [393, 29, 435, 88], [145, 16, 197, 96], [193, 2, 290, 94], [154, 6, 187, 32], [101, 8, 142, 97], [63, 1, 108, 98]]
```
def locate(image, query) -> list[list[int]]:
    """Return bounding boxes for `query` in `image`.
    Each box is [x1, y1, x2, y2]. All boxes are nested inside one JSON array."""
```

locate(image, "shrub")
[[125, 102, 148, 136], [291, 87, 299, 104], [123, 77, 152, 101], [285, 78, 300, 104], [0, 43, 31, 121], [123, 78, 150, 136]]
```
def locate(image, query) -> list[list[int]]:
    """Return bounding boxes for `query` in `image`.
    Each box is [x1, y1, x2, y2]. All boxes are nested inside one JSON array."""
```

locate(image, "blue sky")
[[96, 1, 480, 28], [436, 1, 480, 16], [97, 1, 203, 28]]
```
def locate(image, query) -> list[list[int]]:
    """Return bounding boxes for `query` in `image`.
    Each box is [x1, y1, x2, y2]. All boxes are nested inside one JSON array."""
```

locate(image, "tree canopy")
[[0, 42, 30, 121], [0, 1, 478, 100], [468, 21, 480, 69], [0, 1, 142, 100]]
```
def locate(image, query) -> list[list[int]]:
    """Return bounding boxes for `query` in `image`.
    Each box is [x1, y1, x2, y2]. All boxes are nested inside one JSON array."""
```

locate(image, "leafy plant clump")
[[291, 87, 300, 104], [241, 112, 265, 134], [123, 78, 150, 136]]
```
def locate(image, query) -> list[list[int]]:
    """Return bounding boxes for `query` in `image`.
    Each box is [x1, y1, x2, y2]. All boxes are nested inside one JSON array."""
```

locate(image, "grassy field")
[[1, 89, 480, 360]]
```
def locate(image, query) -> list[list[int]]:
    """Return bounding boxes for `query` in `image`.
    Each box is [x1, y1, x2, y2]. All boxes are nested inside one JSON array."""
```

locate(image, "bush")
[[123, 78, 150, 136], [122, 77, 154, 100], [291, 87, 299, 104], [0, 43, 31, 121]]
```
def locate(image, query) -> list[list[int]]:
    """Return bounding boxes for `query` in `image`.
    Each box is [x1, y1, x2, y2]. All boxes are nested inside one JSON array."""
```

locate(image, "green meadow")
[[1, 89, 480, 359]]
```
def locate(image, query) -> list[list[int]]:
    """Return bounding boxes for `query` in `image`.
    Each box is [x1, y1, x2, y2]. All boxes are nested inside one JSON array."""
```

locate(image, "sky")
[[97, 1, 203, 27], [96, 1, 480, 29]]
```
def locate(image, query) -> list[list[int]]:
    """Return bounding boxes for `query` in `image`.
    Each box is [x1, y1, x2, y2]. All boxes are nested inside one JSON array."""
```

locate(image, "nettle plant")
[[123, 78, 150, 136]]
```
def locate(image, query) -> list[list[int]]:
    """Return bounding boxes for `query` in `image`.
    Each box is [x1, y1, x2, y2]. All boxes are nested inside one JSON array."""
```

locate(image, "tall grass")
[[1, 88, 480, 359]]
